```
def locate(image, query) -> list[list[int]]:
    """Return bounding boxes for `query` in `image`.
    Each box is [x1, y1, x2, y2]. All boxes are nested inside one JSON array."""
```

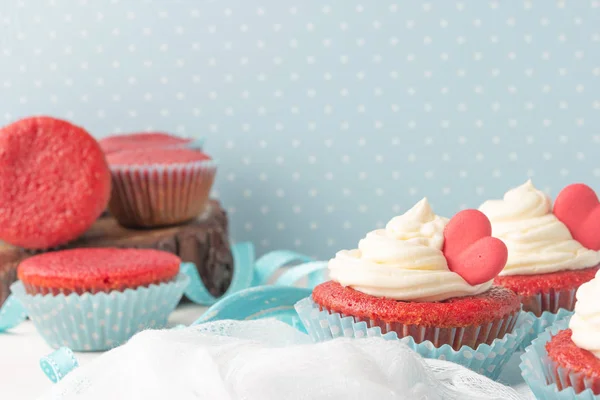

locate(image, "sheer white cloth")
[[41, 320, 527, 400]]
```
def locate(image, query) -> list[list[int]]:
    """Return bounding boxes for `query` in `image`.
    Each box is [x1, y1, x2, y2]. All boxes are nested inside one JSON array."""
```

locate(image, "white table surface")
[[0, 303, 534, 399]]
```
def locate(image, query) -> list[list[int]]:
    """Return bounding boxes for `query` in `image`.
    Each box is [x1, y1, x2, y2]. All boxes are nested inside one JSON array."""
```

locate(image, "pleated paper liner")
[[108, 160, 217, 228], [295, 297, 534, 380], [10, 273, 189, 351], [519, 307, 573, 351], [521, 317, 600, 400], [520, 287, 577, 318]]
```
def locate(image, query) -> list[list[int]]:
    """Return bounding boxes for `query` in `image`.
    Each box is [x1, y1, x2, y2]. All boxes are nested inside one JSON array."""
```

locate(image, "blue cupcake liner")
[[519, 308, 573, 351], [295, 297, 534, 380], [520, 317, 600, 400], [10, 273, 189, 351]]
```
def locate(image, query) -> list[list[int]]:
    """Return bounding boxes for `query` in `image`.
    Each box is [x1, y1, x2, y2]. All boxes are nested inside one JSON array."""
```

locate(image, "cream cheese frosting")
[[479, 180, 600, 276], [328, 198, 493, 302], [569, 270, 600, 358]]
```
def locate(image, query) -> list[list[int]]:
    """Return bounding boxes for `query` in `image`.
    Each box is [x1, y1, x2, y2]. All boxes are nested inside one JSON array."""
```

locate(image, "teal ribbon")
[[182, 242, 328, 306], [0, 294, 27, 333], [185, 138, 205, 150], [40, 347, 79, 383]]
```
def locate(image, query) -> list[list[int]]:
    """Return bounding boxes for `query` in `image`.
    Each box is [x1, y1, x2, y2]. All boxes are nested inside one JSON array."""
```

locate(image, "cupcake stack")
[[0, 116, 225, 351]]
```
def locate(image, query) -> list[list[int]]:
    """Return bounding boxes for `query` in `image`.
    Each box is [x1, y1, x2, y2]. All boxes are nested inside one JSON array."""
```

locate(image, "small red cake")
[[546, 329, 600, 394], [99, 132, 193, 155], [107, 148, 216, 228], [18, 248, 180, 295], [313, 281, 521, 350], [0, 116, 111, 249], [106, 147, 211, 166], [495, 266, 600, 317]]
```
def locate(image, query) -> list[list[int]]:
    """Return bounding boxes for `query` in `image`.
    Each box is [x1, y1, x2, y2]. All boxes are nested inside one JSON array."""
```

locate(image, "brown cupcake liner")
[[320, 304, 520, 351], [108, 160, 216, 228], [22, 276, 177, 296], [520, 287, 577, 318]]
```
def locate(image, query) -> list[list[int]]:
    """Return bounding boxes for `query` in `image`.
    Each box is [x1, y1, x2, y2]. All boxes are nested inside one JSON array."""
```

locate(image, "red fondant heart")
[[553, 183, 600, 251], [442, 209, 508, 286]]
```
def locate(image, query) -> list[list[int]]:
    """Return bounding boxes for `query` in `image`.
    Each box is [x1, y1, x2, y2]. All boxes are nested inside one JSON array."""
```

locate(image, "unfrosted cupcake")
[[99, 132, 200, 155], [11, 248, 189, 351], [479, 180, 600, 317], [0, 116, 111, 249], [107, 148, 216, 228], [306, 198, 520, 350]]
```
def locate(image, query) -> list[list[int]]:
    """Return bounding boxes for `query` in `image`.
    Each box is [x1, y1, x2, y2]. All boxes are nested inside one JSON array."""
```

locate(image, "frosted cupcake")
[[479, 180, 600, 317], [300, 199, 522, 349], [296, 199, 531, 378], [521, 270, 600, 397]]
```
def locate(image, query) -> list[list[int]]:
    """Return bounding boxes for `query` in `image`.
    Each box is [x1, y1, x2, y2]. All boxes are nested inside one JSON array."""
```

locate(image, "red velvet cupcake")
[[479, 181, 600, 317], [99, 132, 198, 155], [313, 282, 520, 350], [0, 116, 111, 249], [545, 329, 600, 394], [11, 248, 188, 351], [106, 147, 216, 228], [18, 248, 180, 295], [307, 199, 520, 351], [538, 269, 600, 395]]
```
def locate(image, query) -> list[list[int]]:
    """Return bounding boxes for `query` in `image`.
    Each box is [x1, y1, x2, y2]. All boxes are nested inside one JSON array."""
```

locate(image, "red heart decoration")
[[442, 209, 508, 286], [553, 183, 600, 251]]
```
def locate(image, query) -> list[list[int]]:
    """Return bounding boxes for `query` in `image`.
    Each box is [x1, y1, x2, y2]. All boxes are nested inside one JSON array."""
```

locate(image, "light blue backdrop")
[[0, 1, 598, 259]]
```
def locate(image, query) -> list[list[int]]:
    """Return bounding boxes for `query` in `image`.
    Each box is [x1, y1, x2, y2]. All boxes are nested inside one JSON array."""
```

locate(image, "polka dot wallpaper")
[[0, 0, 599, 259]]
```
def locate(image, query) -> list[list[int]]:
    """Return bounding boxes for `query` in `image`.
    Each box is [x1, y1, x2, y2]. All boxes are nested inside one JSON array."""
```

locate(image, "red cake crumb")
[[0, 117, 111, 249], [99, 132, 192, 155], [495, 266, 599, 316], [495, 266, 600, 297], [546, 329, 600, 394], [312, 281, 520, 328], [18, 248, 180, 294], [107, 148, 211, 166]]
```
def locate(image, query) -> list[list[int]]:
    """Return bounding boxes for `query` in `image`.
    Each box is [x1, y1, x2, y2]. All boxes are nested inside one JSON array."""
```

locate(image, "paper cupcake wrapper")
[[521, 317, 600, 399], [521, 287, 577, 318], [109, 160, 217, 228], [519, 308, 573, 351], [10, 273, 189, 351], [295, 297, 534, 380]]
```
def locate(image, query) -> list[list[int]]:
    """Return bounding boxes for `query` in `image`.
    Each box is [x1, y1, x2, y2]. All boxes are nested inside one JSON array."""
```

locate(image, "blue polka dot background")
[[0, 1, 598, 259]]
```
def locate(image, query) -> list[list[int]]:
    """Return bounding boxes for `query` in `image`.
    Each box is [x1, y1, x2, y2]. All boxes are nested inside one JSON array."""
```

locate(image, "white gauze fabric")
[[40, 320, 527, 400]]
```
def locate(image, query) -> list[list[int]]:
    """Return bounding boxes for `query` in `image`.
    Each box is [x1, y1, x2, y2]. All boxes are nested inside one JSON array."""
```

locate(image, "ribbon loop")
[[40, 347, 79, 383], [254, 250, 313, 285], [185, 138, 205, 150], [275, 261, 328, 288]]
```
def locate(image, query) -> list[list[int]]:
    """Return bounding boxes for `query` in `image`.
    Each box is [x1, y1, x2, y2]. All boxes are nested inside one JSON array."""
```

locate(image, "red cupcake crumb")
[[18, 248, 180, 295], [546, 329, 600, 394], [107, 148, 211, 166], [313, 281, 520, 350], [99, 132, 193, 155], [0, 117, 111, 249], [313, 281, 520, 328], [495, 266, 599, 316]]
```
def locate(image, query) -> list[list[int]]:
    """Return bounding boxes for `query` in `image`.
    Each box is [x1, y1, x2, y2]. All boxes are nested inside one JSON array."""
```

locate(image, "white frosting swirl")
[[569, 270, 600, 358], [479, 180, 600, 276], [328, 198, 493, 302]]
